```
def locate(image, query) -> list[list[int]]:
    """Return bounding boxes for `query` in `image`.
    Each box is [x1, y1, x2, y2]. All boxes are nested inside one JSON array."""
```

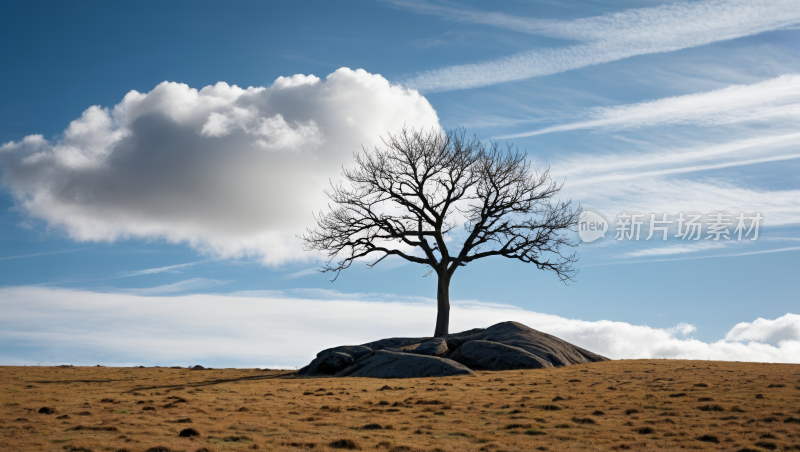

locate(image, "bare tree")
[[301, 127, 580, 337]]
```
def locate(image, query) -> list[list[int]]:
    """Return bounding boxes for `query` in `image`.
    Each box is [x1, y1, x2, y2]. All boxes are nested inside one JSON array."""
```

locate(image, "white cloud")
[[589, 245, 800, 266], [284, 268, 322, 279], [401, 0, 800, 92], [621, 242, 728, 258], [0, 286, 796, 367], [120, 278, 231, 295], [0, 248, 89, 261], [503, 74, 800, 138], [115, 259, 218, 277], [544, 130, 800, 228], [0, 69, 440, 265], [725, 313, 800, 343]]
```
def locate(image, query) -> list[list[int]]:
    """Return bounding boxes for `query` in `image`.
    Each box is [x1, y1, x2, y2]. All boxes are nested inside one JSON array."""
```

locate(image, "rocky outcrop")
[[444, 321, 607, 368], [337, 350, 473, 378], [411, 338, 448, 356], [298, 321, 608, 378], [298, 345, 373, 376], [459, 340, 550, 370]]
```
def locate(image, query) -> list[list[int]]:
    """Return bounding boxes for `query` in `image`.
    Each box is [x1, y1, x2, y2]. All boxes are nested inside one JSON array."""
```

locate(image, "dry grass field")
[[1, 360, 799, 452]]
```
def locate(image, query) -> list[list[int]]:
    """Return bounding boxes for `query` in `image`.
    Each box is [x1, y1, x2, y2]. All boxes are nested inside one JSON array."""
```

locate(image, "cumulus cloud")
[[0, 69, 440, 264], [401, 0, 800, 92], [0, 286, 796, 367], [725, 313, 800, 343], [503, 74, 800, 138]]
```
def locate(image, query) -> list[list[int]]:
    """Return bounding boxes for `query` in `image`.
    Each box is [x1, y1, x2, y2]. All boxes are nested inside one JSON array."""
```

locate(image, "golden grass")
[[1, 360, 799, 451]]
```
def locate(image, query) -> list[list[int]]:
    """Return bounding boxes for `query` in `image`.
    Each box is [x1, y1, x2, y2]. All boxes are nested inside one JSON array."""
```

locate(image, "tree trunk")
[[434, 273, 450, 337]]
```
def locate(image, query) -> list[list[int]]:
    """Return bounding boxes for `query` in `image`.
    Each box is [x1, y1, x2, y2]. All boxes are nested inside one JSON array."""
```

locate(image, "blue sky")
[[1, 0, 799, 367]]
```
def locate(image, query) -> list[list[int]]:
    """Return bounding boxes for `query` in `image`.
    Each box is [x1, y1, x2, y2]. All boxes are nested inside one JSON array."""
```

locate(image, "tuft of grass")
[[753, 441, 777, 450], [414, 399, 443, 405], [504, 423, 531, 429], [359, 423, 383, 430], [70, 425, 118, 432], [218, 435, 252, 442], [637, 427, 654, 434], [178, 427, 199, 437], [51, 438, 74, 444], [572, 417, 596, 424], [697, 404, 724, 412], [168, 418, 192, 423], [524, 429, 546, 436], [541, 404, 560, 411], [330, 439, 361, 449], [697, 435, 719, 443], [282, 442, 316, 449]]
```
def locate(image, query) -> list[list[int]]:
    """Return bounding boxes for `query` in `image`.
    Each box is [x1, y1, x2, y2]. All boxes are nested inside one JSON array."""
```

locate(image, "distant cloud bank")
[[0, 69, 439, 265], [0, 286, 796, 367]]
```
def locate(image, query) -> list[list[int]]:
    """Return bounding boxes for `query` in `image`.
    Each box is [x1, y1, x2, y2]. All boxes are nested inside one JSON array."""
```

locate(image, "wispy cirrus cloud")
[[400, 0, 800, 92], [590, 245, 800, 267], [502, 74, 800, 138], [119, 278, 231, 295], [0, 248, 91, 261], [116, 259, 218, 278], [552, 132, 800, 228], [620, 242, 729, 258]]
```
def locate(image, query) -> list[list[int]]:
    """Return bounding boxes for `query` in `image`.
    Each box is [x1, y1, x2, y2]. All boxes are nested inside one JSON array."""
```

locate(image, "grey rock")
[[298, 321, 608, 378], [383, 337, 448, 356], [299, 345, 373, 376], [448, 321, 608, 368], [360, 336, 429, 351], [337, 350, 474, 378], [460, 340, 551, 370], [411, 338, 448, 356], [443, 327, 486, 350]]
